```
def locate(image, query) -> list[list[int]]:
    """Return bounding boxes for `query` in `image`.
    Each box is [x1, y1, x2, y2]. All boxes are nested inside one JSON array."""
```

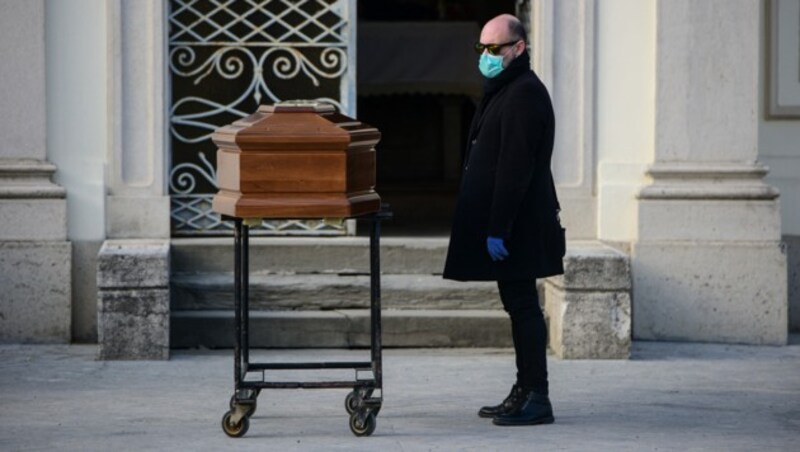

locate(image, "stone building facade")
[[1, 0, 798, 353]]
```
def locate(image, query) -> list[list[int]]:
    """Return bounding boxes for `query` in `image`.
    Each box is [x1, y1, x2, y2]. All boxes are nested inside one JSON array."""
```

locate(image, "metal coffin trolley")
[[211, 102, 388, 437]]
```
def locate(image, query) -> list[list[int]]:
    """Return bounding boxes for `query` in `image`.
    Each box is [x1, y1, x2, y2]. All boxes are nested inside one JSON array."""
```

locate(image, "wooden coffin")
[[211, 102, 381, 219]]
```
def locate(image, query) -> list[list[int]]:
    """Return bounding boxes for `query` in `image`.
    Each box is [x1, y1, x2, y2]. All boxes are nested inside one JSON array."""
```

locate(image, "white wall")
[[46, 0, 108, 341], [595, 0, 656, 241]]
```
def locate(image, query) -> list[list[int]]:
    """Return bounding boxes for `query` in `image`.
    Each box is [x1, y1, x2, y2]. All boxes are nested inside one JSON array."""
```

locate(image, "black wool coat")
[[443, 54, 564, 281]]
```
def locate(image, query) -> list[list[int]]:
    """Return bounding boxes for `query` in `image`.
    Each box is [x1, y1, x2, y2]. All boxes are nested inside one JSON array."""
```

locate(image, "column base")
[[0, 159, 71, 343], [632, 241, 788, 345], [633, 163, 788, 345], [0, 241, 72, 343]]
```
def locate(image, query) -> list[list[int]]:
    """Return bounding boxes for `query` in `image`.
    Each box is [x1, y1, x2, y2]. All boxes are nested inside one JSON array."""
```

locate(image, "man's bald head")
[[480, 14, 527, 46]]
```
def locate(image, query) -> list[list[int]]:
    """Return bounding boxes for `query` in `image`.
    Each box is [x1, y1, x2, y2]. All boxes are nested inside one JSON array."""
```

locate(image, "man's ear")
[[511, 40, 523, 59]]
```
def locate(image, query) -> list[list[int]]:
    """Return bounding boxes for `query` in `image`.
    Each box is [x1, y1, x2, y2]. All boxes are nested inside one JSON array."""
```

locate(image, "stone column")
[[0, 0, 71, 342], [106, 0, 170, 238], [97, 0, 171, 358], [530, 0, 597, 239], [633, 0, 787, 344]]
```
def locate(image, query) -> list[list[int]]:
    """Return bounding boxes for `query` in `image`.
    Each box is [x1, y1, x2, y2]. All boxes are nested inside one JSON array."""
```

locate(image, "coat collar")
[[468, 52, 532, 141], [482, 50, 531, 95]]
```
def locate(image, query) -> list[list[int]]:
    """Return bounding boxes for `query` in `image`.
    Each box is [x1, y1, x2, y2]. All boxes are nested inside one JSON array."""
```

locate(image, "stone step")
[[170, 237, 449, 275], [170, 309, 511, 348], [171, 273, 500, 311]]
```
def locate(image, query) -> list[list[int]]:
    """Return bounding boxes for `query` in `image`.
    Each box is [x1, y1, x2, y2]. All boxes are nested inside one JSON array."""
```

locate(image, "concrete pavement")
[[1, 338, 799, 451]]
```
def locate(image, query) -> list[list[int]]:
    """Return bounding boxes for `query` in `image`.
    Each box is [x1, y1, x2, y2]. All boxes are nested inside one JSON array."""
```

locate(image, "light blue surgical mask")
[[479, 53, 504, 78]]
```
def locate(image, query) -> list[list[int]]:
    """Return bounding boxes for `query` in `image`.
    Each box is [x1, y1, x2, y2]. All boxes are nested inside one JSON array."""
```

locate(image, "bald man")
[[443, 14, 565, 426]]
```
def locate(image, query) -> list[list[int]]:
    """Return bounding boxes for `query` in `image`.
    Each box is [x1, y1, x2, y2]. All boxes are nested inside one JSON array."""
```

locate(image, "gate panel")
[[167, 0, 355, 235]]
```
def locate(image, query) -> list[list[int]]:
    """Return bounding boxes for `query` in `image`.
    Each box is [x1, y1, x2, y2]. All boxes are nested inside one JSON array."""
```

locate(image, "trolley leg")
[[226, 219, 255, 437], [369, 217, 382, 394], [242, 223, 250, 368], [233, 219, 243, 391], [347, 216, 383, 437]]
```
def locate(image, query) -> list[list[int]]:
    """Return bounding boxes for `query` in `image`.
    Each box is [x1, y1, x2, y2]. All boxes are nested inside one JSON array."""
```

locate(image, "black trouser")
[[497, 280, 548, 396]]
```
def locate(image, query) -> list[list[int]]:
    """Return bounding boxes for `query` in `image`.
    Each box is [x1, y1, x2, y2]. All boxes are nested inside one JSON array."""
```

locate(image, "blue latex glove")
[[487, 236, 509, 261]]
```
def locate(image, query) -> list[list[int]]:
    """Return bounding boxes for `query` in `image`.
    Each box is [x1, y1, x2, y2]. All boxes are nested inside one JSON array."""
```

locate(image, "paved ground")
[[1, 338, 799, 451]]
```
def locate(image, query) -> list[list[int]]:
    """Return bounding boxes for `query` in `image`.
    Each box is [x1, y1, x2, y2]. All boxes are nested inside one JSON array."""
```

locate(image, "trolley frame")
[[220, 207, 391, 437]]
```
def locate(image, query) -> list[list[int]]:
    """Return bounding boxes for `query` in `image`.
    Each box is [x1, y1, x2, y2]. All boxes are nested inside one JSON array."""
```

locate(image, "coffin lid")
[[211, 101, 377, 152]]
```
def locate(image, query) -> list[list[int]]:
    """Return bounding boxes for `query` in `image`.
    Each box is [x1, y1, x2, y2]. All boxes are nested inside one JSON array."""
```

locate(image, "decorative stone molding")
[[638, 163, 780, 201], [0, 159, 67, 242], [0, 159, 66, 199]]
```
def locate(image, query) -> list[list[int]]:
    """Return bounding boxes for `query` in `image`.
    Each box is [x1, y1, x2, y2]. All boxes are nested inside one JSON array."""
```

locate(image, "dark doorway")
[[356, 0, 518, 236]]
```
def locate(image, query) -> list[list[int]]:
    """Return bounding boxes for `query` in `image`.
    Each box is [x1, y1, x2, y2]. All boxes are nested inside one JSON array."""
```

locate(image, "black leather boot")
[[492, 390, 554, 426], [478, 384, 525, 418]]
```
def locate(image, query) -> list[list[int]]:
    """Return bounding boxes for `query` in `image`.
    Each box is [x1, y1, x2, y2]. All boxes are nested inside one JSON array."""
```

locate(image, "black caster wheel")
[[349, 411, 376, 437], [344, 391, 359, 415], [221, 411, 249, 438], [345, 388, 374, 415]]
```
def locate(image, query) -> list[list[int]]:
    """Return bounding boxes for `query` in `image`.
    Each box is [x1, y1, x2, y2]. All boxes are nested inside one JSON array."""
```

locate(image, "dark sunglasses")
[[474, 40, 519, 55]]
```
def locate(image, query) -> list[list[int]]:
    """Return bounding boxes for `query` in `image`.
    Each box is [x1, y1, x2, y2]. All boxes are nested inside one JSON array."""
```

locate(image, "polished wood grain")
[[217, 149, 348, 193]]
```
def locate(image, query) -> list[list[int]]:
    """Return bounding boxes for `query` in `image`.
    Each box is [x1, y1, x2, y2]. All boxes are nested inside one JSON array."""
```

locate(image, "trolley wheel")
[[345, 388, 374, 415], [349, 411, 377, 437], [344, 391, 359, 415], [221, 411, 249, 438]]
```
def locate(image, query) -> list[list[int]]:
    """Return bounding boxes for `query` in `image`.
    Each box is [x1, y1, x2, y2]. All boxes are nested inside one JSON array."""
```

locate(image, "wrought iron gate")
[[167, 0, 355, 236]]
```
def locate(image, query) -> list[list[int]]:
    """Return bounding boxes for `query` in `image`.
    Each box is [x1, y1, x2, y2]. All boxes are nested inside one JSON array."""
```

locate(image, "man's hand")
[[487, 236, 509, 261]]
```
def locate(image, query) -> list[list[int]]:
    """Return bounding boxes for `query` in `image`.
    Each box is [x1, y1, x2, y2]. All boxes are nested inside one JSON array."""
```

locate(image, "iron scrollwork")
[[168, 0, 352, 235]]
